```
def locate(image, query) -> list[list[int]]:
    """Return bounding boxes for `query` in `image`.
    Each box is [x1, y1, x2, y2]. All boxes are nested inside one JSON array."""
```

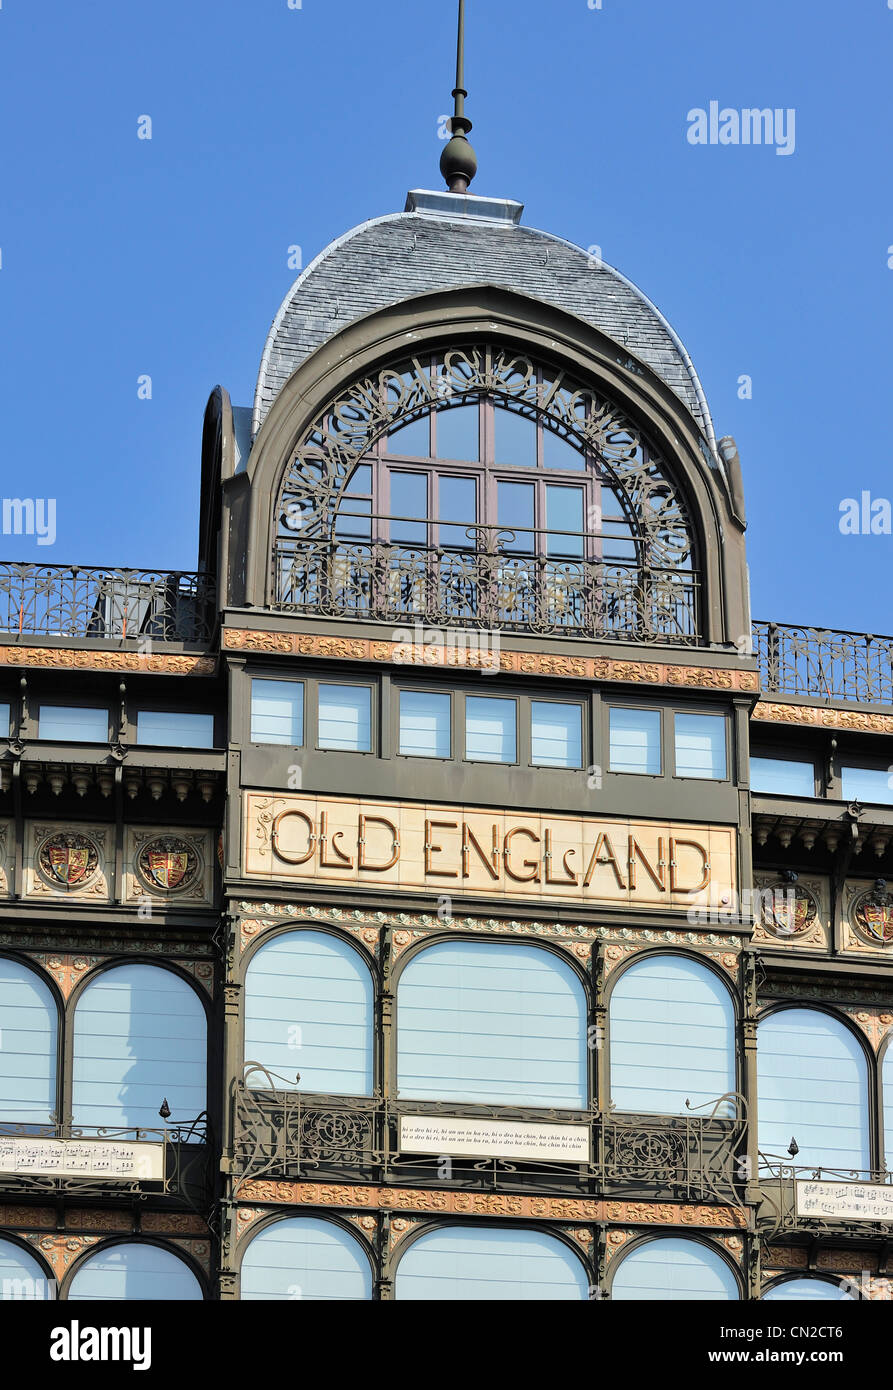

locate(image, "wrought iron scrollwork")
[[0, 564, 216, 644], [753, 620, 893, 704]]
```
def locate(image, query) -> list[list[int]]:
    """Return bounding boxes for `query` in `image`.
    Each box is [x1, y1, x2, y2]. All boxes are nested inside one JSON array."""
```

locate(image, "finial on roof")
[[440, 0, 477, 194]]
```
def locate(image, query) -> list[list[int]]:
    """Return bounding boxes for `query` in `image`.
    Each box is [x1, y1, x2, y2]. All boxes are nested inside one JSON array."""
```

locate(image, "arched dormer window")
[[272, 346, 698, 644]]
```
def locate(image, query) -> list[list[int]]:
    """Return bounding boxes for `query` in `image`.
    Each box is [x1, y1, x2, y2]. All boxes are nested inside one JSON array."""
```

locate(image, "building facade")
[[1, 179, 892, 1302]]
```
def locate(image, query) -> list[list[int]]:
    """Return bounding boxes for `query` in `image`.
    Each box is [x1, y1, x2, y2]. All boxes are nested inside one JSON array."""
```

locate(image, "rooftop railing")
[[0, 564, 217, 644], [753, 620, 893, 705]]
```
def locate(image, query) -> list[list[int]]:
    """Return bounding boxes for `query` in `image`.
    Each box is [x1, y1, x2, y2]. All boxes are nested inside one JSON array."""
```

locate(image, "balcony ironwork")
[[232, 1068, 746, 1208], [0, 1116, 210, 1204], [273, 526, 701, 645], [757, 1157, 893, 1241], [753, 620, 893, 705], [0, 564, 217, 644]]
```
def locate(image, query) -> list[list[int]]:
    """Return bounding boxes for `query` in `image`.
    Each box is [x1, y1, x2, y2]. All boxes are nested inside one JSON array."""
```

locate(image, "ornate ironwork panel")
[[0, 564, 217, 644], [753, 620, 893, 705]]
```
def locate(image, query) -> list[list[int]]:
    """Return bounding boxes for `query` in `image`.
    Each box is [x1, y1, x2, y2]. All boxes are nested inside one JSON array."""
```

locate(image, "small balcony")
[[757, 1157, 893, 1242], [273, 528, 702, 646], [753, 621, 893, 706], [0, 563, 217, 646]]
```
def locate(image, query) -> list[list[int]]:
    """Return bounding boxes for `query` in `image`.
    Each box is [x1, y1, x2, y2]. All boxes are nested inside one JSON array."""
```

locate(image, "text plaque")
[[795, 1180, 893, 1221], [399, 1115, 590, 1162], [0, 1136, 165, 1182]]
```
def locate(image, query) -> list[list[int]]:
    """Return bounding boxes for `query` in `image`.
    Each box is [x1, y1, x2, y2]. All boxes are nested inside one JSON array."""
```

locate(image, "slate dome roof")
[[253, 192, 715, 451]]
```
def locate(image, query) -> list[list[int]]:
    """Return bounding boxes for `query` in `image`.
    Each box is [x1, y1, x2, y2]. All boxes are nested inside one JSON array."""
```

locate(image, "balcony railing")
[[0, 564, 217, 644], [757, 1157, 893, 1240], [274, 529, 701, 645], [232, 1070, 746, 1207], [753, 621, 893, 705]]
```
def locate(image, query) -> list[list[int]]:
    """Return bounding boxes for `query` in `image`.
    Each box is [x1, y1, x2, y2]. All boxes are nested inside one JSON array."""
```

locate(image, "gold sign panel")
[[244, 793, 737, 911]]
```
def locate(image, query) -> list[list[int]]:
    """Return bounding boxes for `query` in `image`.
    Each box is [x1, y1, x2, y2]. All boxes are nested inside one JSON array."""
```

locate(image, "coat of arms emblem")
[[137, 836, 199, 894], [38, 833, 100, 889], [760, 883, 817, 937], [853, 888, 893, 946]]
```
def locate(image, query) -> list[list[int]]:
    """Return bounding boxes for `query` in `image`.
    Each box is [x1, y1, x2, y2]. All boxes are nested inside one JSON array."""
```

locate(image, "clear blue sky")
[[1, 0, 890, 635]]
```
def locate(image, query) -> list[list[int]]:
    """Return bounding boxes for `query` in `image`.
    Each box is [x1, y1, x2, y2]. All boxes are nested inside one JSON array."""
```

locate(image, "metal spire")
[[440, 0, 478, 194]]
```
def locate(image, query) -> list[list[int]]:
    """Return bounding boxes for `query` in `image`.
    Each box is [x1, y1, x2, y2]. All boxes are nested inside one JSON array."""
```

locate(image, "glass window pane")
[[543, 428, 586, 470], [318, 684, 372, 752], [397, 941, 587, 1107], [675, 713, 727, 780], [399, 691, 451, 758], [438, 475, 477, 548], [610, 955, 736, 1115], [0, 704, 9, 735], [0, 959, 57, 1127], [757, 1009, 869, 1171], [841, 766, 893, 806], [241, 1218, 372, 1301], [387, 415, 430, 458], [0, 1239, 53, 1300], [68, 1244, 203, 1301], [72, 964, 207, 1132], [251, 680, 304, 746], [344, 464, 372, 495], [612, 1238, 738, 1302], [465, 695, 516, 763], [497, 481, 535, 552], [389, 471, 428, 545], [531, 702, 582, 768], [395, 1227, 588, 1301], [244, 931, 373, 1096], [136, 711, 215, 749], [494, 407, 537, 468], [883, 1046, 893, 1169], [436, 404, 479, 461], [764, 1278, 853, 1302], [545, 485, 584, 557], [751, 757, 815, 797], [38, 706, 108, 742], [609, 707, 661, 775]]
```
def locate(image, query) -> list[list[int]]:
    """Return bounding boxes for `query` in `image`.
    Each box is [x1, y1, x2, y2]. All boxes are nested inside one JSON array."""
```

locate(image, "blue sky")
[[0, 0, 891, 635]]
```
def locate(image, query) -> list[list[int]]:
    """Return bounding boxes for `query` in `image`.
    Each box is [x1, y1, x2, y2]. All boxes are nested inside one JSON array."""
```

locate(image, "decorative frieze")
[[753, 701, 893, 735], [0, 645, 215, 677]]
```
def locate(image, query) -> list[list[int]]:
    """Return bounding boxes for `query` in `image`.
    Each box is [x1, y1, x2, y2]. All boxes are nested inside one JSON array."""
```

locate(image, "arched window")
[[609, 954, 735, 1115], [763, 1277, 853, 1301], [882, 1042, 893, 1170], [396, 940, 587, 1108], [273, 347, 698, 645], [611, 1237, 739, 1301], [67, 1242, 203, 1300], [240, 1217, 372, 1300], [0, 957, 57, 1128], [244, 931, 373, 1096], [395, 1226, 588, 1301], [0, 1238, 54, 1300], [72, 965, 206, 1132], [757, 1009, 869, 1172]]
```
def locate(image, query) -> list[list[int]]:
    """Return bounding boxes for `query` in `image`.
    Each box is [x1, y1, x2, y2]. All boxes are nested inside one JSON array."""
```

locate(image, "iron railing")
[[753, 621, 893, 705], [273, 529, 701, 645], [0, 1116, 209, 1200], [757, 1157, 893, 1241], [0, 564, 217, 644], [232, 1069, 746, 1207]]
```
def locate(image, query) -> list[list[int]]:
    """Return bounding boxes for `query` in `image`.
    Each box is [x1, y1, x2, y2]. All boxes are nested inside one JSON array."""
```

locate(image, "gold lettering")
[[582, 833, 626, 890], [271, 809, 315, 866], [544, 829, 577, 885], [462, 823, 500, 880], [503, 827, 541, 883], [669, 837, 710, 893], [424, 820, 458, 877], [358, 815, 399, 872], [627, 835, 666, 893]]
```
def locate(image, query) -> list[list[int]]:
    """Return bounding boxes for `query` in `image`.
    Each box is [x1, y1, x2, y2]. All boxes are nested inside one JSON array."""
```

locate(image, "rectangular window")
[[465, 696, 517, 763], [249, 680, 304, 746], [399, 690, 451, 758], [136, 711, 215, 749], [751, 756, 815, 797], [841, 766, 893, 806], [318, 684, 372, 752], [531, 701, 583, 768], [38, 705, 108, 742], [675, 712, 727, 780], [608, 707, 661, 775], [0, 703, 9, 735]]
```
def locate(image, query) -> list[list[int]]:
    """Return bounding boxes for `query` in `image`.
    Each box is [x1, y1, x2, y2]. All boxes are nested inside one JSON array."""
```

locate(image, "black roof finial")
[[440, 0, 477, 194]]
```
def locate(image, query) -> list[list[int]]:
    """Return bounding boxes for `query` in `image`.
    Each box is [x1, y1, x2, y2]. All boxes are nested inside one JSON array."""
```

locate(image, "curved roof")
[[253, 197, 715, 449]]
